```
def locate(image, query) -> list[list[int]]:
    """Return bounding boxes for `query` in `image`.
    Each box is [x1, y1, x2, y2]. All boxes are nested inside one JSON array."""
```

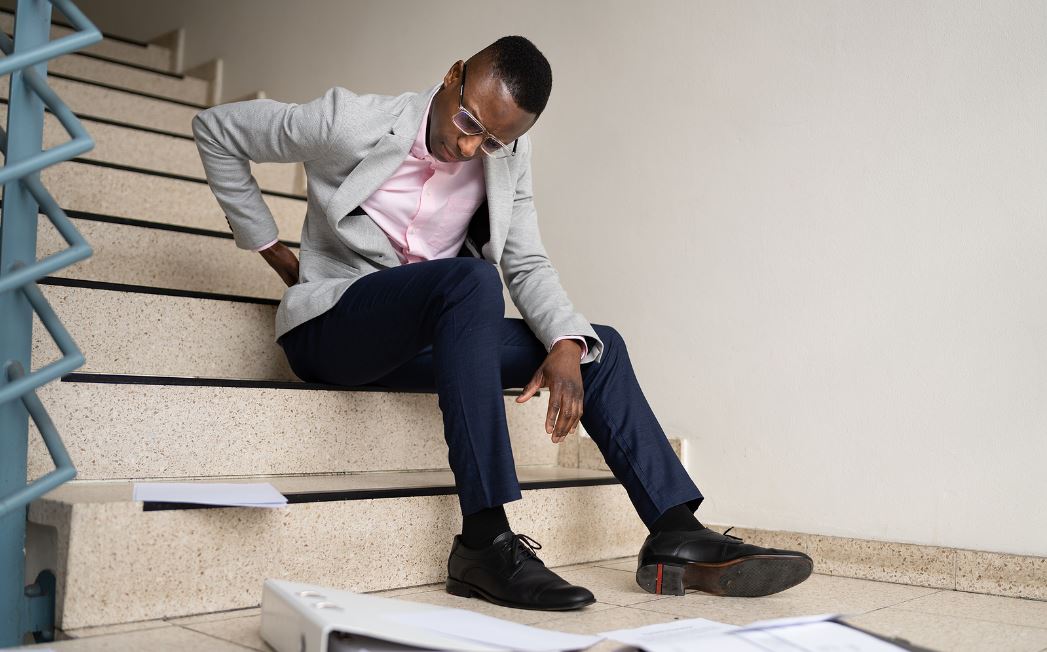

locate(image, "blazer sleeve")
[[191, 88, 342, 250], [498, 136, 605, 365]]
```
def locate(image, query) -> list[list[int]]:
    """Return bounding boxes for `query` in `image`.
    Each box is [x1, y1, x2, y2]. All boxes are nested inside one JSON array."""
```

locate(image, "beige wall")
[[63, 0, 1047, 557]]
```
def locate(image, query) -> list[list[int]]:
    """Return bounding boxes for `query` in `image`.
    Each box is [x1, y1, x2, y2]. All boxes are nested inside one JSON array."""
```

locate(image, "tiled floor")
[[15, 558, 1047, 652]]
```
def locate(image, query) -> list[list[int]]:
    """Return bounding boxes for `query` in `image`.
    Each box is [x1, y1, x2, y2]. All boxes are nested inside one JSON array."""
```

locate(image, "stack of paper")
[[132, 482, 288, 508]]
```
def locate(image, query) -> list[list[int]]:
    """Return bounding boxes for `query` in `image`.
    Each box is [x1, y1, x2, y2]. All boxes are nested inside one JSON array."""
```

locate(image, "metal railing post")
[[0, 0, 99, 644], [0, 2, 52, 644]]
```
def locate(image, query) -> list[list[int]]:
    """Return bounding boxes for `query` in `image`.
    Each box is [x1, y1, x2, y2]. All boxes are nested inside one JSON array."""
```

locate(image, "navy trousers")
[[277, 257, 703, 528]]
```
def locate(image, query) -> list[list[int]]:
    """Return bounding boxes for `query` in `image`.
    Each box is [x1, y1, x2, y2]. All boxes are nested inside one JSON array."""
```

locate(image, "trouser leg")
[[353, 316, 705, 530], [278, 257, 522, 516]]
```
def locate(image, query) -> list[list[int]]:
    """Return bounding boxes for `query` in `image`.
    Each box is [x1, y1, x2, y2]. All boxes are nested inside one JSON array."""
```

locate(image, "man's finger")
[[516, 372, 543, 403]]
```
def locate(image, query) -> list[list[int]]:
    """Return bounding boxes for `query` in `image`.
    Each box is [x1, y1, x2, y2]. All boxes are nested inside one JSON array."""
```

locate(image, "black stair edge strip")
[[66, 208, 301, 246], [38, 276, 280, 305], [142, 477, 619, 511], [0, 6, 153, 48], [65, 158, 307, 202], [47, 71, 208, 109], [59, 372, 535, 398], [0, 96, 195, 141]]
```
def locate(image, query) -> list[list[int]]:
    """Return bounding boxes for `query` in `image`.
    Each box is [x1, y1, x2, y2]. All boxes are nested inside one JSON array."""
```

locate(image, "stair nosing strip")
[[61, 208, 300, 246], [59, 372, 535, 397], [64, 158, 307, 202], [47, 71, 208, 109], [141, 477, 619, 511], [38, 276, 280, 305]]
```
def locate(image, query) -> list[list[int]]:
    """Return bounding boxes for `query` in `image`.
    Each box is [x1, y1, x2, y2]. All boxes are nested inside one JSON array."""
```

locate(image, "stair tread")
[[40, 466, 617, 505]]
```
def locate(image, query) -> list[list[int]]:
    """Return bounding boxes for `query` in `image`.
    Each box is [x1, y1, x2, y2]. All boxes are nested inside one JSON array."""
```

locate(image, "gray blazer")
[[192, 83, 604, 364]]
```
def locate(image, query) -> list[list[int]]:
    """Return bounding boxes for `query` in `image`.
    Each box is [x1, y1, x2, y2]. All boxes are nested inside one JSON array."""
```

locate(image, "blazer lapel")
[[481, 154, 512, 264], [323, 84, 437, 266]]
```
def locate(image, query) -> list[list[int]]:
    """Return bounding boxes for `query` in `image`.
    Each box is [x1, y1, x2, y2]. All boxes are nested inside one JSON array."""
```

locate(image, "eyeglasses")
[[451, 62, 518, 159]]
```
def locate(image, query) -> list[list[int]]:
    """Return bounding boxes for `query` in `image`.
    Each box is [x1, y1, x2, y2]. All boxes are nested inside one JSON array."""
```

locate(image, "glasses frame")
[[452, 62, 518, 159]]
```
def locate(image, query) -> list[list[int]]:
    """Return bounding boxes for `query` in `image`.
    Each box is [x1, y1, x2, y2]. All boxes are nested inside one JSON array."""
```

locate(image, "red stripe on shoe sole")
[[656, 563, 663, 594]]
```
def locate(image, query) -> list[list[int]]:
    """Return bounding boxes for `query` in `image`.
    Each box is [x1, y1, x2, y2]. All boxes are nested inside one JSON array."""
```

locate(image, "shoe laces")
[[504, 533, 543, 567], [721, 526, 743, 542]]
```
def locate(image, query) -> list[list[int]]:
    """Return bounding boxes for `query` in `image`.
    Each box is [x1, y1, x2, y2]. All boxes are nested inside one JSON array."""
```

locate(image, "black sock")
[[461, 505, 512, 549], [650, 503, 705, 534]]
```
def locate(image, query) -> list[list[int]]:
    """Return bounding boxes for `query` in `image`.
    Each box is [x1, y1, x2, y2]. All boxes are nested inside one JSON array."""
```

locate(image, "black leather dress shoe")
[[446, 531, 596, 611], [636, 527, 813, 597]]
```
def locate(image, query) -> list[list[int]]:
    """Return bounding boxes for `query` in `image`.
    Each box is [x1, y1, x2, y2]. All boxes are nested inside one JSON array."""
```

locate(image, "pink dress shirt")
[[255, 91, 588, 361]]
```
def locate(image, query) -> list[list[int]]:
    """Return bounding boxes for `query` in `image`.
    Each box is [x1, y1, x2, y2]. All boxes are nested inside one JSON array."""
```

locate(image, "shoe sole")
[[445, 576, 596, 611], [636, 555, 813, 597]]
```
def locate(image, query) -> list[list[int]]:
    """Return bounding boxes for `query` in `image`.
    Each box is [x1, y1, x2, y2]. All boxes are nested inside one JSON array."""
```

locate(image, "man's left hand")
[[516, 339, 585, 444]]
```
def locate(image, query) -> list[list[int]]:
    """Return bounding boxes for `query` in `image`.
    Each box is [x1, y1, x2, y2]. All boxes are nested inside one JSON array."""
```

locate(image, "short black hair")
[[484, 36, 553, 116]]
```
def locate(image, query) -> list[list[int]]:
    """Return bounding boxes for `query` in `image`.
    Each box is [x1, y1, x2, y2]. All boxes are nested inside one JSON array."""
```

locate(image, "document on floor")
[[600, 614, 910, 652], [132, 482, 288, 508], [386, 608, 601, 652]]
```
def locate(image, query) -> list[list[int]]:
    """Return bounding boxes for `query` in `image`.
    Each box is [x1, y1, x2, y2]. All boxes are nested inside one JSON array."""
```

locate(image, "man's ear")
[[442, 60, 464, 88]]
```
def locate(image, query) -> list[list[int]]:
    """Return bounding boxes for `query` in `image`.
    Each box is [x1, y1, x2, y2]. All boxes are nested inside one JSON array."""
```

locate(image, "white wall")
[[65, 0, 1047, 557]]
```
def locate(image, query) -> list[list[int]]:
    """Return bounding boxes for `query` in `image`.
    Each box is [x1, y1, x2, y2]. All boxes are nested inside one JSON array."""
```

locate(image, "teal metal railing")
[[0, 0, 100, 645]]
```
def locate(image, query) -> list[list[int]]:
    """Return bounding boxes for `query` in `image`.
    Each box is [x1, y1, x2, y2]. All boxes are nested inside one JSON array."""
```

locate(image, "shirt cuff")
[[551, 335, 588, 362], [252, 238, 279, 252]]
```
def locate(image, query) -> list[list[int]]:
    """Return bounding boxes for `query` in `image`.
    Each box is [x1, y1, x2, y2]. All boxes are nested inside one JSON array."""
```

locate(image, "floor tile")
[[899, 589, 1047, 630], [629, 573, 938, 625], [61, 619, 171, 639], [844, 607, 1047, 652], [17, 625, 257, 650], [393, 587, 615, 625], [556, 566, 672, 606], [597, 559, 636, 572], [536, 605, 683, 635], [178, 615, 269, 652]]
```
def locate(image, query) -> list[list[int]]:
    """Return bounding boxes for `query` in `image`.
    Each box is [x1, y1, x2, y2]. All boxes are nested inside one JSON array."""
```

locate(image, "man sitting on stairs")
[[192, 35, 813, 611]]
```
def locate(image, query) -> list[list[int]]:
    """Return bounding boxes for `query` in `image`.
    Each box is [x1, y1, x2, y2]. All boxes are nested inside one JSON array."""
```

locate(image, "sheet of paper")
[[133, 482, 288, 508], [600, 617, 739, 649], [737, 613, 840, 631], [731, 622, 904, 651], [386, 607, 600, 652]]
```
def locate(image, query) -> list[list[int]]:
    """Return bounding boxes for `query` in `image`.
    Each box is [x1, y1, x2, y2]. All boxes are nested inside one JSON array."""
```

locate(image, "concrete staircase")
[[16, 12, 679, 632]]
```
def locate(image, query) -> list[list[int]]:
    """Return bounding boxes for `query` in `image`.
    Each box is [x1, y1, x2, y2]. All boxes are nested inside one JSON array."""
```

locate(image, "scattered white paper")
[[731, 621, 904, 651], [133, 482, 288, 508], [736, 612, 841, 631], [386, 607, 600, 652], [600, 617, 739, 649]]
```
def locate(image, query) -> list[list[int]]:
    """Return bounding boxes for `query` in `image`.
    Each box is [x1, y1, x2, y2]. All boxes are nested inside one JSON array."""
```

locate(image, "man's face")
[[428, 57, 538, 163]]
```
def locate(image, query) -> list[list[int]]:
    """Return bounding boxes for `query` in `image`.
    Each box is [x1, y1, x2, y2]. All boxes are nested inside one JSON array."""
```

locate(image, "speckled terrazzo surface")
[[15, 104, 302, 195], [37, 218, 292, 300], [48, 53, 210, 105], [0, 75, 200, 135], [43, 160, 305, 237], [26, 379, 566, 480], [29, 481, 648, 629]]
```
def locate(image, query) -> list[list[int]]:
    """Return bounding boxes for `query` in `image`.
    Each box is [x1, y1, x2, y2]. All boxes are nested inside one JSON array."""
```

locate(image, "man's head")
[[427, 35, 552, 163]]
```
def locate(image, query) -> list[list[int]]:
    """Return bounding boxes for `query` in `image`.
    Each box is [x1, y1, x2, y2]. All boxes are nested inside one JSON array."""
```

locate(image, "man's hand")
[[516, 339, 585, 444], [259, 242, 300, 287]]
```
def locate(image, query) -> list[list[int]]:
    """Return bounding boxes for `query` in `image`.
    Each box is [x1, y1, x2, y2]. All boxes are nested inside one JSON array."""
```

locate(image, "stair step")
[[38, 215, 293, 301], [33, 280, 292, 381], [0, 75, 198, 136], [0, 9, 175, 72], [27, 468, 645, 629], [42, 160, 305, 239], [43, 52, 209, 106], [1, 103, 303, 196], [26, 373, 561, 481]]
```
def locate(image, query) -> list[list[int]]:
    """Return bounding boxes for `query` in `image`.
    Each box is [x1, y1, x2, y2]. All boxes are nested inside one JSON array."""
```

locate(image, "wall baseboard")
[[703, 524, 1047, 602]]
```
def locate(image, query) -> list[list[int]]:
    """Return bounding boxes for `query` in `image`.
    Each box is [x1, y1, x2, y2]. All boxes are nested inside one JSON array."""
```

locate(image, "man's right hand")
[[259, 242, 300, 287]]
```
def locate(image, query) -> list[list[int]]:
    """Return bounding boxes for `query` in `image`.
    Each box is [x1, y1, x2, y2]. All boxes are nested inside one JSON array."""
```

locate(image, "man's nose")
[[458, 134, 484, 159]]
